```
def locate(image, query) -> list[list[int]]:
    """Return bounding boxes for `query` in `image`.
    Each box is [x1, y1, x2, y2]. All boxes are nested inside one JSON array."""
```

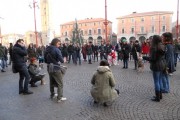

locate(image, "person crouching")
[[90, 60, 119, 106], [28, 57, 46, 87]]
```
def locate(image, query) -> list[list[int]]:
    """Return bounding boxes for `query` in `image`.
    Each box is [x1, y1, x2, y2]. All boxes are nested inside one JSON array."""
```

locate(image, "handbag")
[[48, 63, 67, 75], [60, 65, 67, 75]]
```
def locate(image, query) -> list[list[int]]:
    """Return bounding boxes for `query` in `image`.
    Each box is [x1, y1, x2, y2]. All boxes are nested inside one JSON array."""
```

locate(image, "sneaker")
[[169, 73, 173, 76], [57, 97, 67, 102], [50, 93, 58, 99]]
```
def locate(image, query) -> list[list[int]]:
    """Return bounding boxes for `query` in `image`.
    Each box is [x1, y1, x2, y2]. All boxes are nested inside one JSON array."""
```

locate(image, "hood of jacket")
[[97, 66, 110, 74]]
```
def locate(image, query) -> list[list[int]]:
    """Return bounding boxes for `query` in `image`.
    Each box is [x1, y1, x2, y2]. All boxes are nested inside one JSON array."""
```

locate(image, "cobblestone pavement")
[[0, 61, 180, 120]]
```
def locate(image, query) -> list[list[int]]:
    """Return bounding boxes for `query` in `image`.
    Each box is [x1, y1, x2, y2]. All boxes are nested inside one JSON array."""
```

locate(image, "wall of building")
[[117, 11, 173, 42], [60, 18, 112, 45]]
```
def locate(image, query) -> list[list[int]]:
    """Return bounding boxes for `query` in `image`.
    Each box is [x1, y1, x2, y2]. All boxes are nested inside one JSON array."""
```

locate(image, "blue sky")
[[0, 0, 179, 35]]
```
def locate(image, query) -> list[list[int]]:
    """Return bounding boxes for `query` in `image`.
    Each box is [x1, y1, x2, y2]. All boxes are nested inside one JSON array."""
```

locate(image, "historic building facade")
[[40, 0, 54, 45], [0, 34, 24, 46], [60, 18, 113, 45], [172, 21, 180, 39], [117, 11, 173, 42]]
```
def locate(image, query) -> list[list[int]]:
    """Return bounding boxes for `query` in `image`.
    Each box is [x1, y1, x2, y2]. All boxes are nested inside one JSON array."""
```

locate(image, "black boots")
[[88, 60, 92, 64], [151, 91, 162, 102], [160, 91, 162, 99]]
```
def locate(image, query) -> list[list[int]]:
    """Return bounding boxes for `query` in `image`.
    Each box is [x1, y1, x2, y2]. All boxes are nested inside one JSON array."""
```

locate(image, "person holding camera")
[[12, 39, 33, 95]]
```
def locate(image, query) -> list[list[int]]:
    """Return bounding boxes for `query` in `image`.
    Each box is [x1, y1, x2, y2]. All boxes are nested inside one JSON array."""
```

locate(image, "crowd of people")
[[0, 31, 180, 105]]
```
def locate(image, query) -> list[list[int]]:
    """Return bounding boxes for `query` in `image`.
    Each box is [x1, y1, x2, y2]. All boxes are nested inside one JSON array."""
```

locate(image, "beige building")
[[1, 34, 24, 46], [60, 18, 112, 44], [1, 32, 43, 47], [24, 31, 43, 47], [172, 21, 180, 39], [40, 0, 54, 45], [117, 11, 173, 42]]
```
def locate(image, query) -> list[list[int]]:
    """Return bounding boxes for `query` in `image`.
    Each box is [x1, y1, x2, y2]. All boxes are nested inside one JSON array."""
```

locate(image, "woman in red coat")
[[141, 41, 150, 56]]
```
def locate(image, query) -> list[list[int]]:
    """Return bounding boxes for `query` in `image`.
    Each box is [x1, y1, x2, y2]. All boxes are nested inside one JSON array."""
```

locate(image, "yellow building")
[[24, 31, 43, 47]]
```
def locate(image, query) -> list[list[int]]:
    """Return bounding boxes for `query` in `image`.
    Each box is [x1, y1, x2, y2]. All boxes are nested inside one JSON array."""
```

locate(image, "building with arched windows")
[[60, 18, 112, 45], [117, 11, 173, 43]]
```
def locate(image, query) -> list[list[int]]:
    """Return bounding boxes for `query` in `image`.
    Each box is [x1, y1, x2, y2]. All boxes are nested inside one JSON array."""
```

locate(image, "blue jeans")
[[174, 53, 178, 65], [152, 71, 162, 92], [77, 53, 81, 65], [161, 72, 170, 92], [68, 52, 73, 63], [16, 65, 31, 92], [87, 55, 92, 61], [123, 59, 128, 68], [0, 58, 6, 70]]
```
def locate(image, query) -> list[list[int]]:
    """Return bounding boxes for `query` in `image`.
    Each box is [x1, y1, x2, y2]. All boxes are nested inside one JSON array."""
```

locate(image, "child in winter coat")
[[108, 50, 116, 66]]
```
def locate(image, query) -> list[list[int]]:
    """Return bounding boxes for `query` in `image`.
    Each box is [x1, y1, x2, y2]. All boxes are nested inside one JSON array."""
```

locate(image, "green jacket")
[[0, 45, 5, 58], [91, 66, 118, 103]]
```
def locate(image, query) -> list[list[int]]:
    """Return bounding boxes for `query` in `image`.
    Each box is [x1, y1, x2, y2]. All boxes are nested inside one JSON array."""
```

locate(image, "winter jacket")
[[27, 47, 37, 59], [144, 43, 166, 71], [131, 44, 141, 60], [165, 44, 175, 73], [0, 45, 6, 59], [91, 66, 118, 103], [12, 44, 27, 67], [174, 43, 180, 54], [141, 43, 150, 54], [122, 43, 131, 59], [61, 45, 68, 57], [67, 45, 74, 53], [44, 45, 64, 65], [86, 45, 93, 55], [28, 63, 40, 76]]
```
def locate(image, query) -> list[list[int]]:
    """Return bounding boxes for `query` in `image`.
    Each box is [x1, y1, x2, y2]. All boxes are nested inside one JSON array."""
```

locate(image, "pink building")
[[117, 11, 173, 42], [60, 18, 112, 44]]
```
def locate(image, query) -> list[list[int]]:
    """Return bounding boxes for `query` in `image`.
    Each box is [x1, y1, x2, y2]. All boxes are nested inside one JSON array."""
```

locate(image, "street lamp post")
[[103, 0, 108, 44], [30, 0, 38, 47], [176, 0, 179, 39]]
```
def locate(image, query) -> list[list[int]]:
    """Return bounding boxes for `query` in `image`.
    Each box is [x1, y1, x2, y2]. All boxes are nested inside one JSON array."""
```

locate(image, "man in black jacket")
[[12, 39, 33, 95], [67, 42, 74, 63]]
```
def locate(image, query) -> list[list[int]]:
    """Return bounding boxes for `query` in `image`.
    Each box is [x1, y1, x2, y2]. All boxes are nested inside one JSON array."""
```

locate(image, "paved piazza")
[[0, 61, 180, 120]]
